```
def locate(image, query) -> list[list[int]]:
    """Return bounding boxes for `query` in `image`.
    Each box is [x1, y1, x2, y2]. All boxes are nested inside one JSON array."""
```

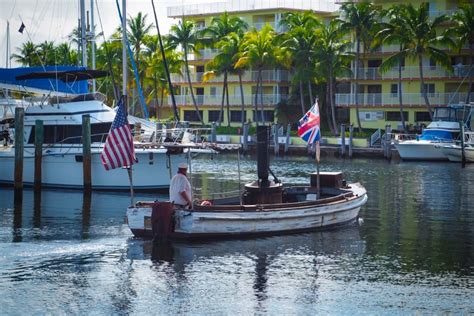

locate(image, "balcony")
[[169, 93, 288, 106], [168, 0, 339, 18], [187, 49, 220, 61], [170, 70, 291, 83], [335, 92, 473, 107], [340, 65, 473, 81]]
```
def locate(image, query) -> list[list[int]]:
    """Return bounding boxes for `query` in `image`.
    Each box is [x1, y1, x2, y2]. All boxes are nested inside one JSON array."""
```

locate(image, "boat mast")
[[91, 0, 96, 92], [80, 0, 88, 68], [5, 21, 10, 68], [122, 0, 127, 101]]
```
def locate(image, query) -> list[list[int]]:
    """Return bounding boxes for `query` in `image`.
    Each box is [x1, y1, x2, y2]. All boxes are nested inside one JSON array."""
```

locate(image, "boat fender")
[[151, 201, 175, 241]]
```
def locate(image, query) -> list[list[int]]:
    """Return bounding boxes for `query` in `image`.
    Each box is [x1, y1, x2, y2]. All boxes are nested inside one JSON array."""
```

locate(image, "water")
[[1, 155, 473, 314]]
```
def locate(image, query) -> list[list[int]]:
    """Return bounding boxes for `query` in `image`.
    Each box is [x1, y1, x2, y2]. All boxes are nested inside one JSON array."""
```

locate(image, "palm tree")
[[339, 1, 379, 131], [55, 43, 77, 65], [280, 11, 320, 116], [168, 20, 204, 125], [377, 5, 410, 132], [381, 3, 451, 119], [449, 4, 474, 103], [11, 41, 38, 66], [203, 12, 247, 42], [127, 12, 153, 86], [315, 20, 353, 135], [236, 24, 283, 125]]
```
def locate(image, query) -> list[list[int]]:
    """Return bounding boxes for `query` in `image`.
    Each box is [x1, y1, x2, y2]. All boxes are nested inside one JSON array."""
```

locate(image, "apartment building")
[[335, 0, 472, 131], [166, 0, 338, 126]]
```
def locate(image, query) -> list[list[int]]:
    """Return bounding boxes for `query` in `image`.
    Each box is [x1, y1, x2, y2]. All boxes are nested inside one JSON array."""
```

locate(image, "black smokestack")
[[256, 125, 269, 186]]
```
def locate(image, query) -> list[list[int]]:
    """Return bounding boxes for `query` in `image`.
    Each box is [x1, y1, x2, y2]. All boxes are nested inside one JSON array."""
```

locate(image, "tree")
[[314, 20, 353, 135], [168, 20, 204, 125], [449, 4, 474, 103], [377, 5, 410, 132], [380, 3, 451, 120], [127, 12, 153, 86], [55, 43, 77, 65], [11, 41, 38, 66], [280, 11, 320, 116], [236, 24, 283, 125], [339, 1, 379, 131]]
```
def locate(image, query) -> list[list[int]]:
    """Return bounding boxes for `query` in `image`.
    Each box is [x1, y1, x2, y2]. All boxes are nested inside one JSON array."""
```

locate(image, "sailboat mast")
[[80, 0, 87, 68], [122, 0, 127, 99], [5, 21, 9, 68], [91, 0, 96, 92]]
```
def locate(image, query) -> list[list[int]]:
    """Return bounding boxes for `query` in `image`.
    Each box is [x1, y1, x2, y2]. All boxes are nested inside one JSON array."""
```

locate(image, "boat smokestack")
[[256, 125, 269, 186]]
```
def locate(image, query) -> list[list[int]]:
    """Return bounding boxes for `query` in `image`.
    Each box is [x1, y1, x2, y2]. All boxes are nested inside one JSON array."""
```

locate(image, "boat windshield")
[[419, 129, 455, 141], [433, 106, 472, 122]]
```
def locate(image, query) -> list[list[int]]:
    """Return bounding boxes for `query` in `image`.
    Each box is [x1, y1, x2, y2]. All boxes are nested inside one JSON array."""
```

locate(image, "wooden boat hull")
[[127, 183, 367, 239]]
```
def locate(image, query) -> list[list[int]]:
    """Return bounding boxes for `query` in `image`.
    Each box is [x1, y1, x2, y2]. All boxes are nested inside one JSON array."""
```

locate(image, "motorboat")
[[394, 104, 474, 161], [437, 131, 474, 162], [126, 126, 368, 240]]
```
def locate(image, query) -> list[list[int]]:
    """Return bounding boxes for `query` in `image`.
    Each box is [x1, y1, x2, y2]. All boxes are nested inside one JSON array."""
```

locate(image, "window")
[[422, 83, 435, 96], [415, 111, 431, 122], [28, 123, 112, 144], [429, 58, 436, 69], [359, 111, 384, 121], [210, 87, 217, 96], [253, 110, 274, 122], [208, 110, 220, 122], [386, 111, 408, 121], [390, 84, 398, 97], [230, 111, 246, 122], [183, 110, 203, 122]]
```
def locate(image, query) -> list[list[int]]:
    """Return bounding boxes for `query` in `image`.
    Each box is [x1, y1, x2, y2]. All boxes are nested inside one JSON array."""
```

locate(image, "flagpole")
[[316, 141, 320, 199]]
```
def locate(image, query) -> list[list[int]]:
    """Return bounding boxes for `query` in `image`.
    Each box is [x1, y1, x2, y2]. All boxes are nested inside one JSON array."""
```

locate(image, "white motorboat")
[[126, 126, 368, 240], [394, 104, 474, 161], [437, 131, 474, 162], [0, 92, 191, 190]]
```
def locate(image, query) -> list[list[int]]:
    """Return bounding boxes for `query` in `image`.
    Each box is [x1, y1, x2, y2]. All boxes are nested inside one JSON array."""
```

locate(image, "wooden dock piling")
[[460, 121, 466, 167], [14, 107, 24, 191], [349, 124, 353, 158], [284, 123, 291, 154], [243, 122, 249, 152], [340, 124, 346, 158], [82, 115, 92, 191], [34, 120, 44, 191]]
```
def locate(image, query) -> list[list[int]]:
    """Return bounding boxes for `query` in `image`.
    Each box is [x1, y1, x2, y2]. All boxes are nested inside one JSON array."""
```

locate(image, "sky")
[[0, 0, 219, 67]]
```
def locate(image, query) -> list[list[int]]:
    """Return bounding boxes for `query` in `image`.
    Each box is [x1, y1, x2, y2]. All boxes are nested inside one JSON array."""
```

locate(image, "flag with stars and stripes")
[[100, 97, 136, 170], [298, 100, 321, 144]]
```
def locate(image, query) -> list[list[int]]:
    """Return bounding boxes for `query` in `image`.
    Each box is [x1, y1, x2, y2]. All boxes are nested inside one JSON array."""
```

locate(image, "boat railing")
[[391, 133, 417, 143]]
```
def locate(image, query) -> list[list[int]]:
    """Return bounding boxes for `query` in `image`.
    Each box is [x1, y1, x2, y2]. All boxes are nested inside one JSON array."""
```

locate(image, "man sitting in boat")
[[169, 162, 193, 209]]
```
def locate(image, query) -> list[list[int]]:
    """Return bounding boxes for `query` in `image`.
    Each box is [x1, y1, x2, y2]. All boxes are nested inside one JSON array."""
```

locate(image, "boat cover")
[[0, 66, 88, 94]]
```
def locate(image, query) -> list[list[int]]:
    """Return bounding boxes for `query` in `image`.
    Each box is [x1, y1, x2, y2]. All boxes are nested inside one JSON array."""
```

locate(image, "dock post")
[[211, 122, 216, 142], [460, 121, 466, 167], [243, 122, 249, 153], [349, 123, 353, 159], [387, 125, 392, 160], [284, 123, 291, 154], [34, 120, 44, 191], [383, 125, 388, 158], [82, 115, 92, 192], [273, 123, 279, 156], [340, 124, 346, 158], [14, 107, 24, 191]]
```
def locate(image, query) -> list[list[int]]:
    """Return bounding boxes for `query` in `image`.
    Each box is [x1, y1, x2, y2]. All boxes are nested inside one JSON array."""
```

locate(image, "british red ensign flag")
[[100, 97, 136, 170]]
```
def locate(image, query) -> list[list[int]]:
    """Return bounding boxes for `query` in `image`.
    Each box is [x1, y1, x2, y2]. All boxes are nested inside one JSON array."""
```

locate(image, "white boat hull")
[[0, 146, 186, 190], [440, 145, 474, 162], [394, 140, 451, 161], [127, 183, 368, 239]]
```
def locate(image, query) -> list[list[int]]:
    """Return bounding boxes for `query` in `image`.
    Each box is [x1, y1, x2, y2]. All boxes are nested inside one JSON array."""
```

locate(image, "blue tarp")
[[419, 129, 455, 141], [0, 66, 88, 94]]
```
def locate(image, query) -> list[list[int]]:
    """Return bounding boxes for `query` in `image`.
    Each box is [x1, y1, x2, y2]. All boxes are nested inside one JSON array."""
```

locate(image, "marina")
[[0, 156, 473, 314]]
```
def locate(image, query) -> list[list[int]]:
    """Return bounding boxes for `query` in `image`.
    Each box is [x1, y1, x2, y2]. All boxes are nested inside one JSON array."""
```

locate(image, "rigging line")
[[95, 0, 119, 102]]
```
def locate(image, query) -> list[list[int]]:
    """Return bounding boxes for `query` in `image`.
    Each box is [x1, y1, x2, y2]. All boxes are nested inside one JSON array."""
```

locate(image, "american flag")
[[100, 97, 136, 170], [298, 100, 321, 144]]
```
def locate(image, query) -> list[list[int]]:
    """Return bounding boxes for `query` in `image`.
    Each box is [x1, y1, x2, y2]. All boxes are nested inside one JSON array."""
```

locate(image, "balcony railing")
[[170, 70, 291, 83], [169, 93, 288, 106], [335, 92, 473, 107], [341, 65, 473, 80], [168, 0, 339, 17]]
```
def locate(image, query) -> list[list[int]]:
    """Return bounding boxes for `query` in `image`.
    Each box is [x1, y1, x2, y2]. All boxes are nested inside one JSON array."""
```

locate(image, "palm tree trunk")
[[159, 86, 165, 119], [330, 71, 338, 136], [154, 78, 159, 119], [259, 71, 265, 124], [239, 72, 245, 128], [226, 81, 230, 127], [466, 44, 473, 103], [299, 80, 305, 115], [398, 52, 406, 133], [355, 37, 363, 132], [308, 80, 314, 105], [418, 55, 433, 120], [184, 50, 204, 125], [218, 72, 227, 126]]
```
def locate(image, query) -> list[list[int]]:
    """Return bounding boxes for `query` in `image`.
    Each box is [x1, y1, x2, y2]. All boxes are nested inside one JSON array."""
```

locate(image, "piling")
[[460, 121, 466, 167], [34, 120, 44, 191], [243, 122, 249, 153], [273, 123, 279, 156], [349, 124, 353, 158], [340, 124, 346, 158], [387, 125, 392, 160], [82, 115, 92, 191], [211, 122, 217, 143], [14, 107, 24, 191], [284, 123, 291, 154]]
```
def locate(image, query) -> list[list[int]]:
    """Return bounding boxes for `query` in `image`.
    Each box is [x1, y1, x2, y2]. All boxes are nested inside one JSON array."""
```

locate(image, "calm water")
[[1, 155, 473, 315]]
